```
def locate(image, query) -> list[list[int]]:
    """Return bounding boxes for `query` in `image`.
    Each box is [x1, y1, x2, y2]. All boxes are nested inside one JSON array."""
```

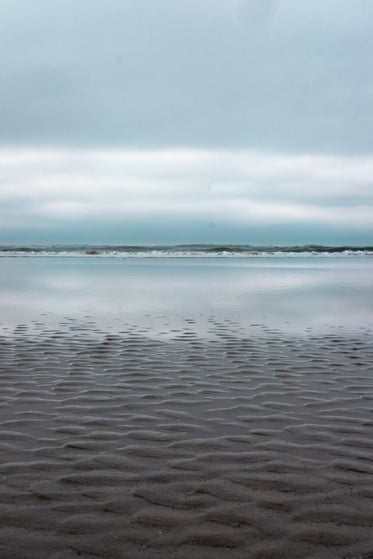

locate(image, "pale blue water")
[[0, 256, 372, 338]]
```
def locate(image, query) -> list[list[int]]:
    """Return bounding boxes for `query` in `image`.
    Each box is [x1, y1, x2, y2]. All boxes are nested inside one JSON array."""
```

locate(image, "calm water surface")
[[0, 257, 372, 337]]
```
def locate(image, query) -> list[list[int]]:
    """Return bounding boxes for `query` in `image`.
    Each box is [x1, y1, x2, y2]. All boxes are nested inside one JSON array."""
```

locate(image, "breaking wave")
[[0, 244, 372, 258]]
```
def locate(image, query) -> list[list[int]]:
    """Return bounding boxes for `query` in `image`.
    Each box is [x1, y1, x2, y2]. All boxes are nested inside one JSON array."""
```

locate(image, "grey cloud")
[[1, 216, 370, 247], [1, 0, 373, 153]]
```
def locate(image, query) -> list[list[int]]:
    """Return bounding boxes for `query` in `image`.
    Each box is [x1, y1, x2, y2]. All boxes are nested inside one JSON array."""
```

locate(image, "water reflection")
[[0, 257, 372, 336]]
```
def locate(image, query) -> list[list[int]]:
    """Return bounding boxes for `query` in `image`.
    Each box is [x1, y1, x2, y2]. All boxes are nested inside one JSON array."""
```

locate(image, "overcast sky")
[[1, 0, 372, 245]]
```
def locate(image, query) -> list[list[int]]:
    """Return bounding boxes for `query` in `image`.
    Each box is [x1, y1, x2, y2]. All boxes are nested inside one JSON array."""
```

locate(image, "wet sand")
[[0, 320, 372, 558]]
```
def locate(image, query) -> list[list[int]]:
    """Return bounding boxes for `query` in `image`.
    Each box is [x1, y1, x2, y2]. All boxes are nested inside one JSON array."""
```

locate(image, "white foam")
[[0, 248, 372, 258]]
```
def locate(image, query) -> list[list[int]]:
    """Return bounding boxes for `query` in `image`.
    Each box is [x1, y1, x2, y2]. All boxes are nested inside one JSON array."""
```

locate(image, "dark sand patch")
[[0, 323, 372, 558]]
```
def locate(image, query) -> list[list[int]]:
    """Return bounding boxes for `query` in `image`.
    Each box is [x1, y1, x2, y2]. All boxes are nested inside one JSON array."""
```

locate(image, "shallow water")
[[0, 257, 372, 337]]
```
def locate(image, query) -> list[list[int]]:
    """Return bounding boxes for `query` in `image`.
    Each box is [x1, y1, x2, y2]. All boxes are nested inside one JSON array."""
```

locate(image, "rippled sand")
[[0, 320, 372, 558]]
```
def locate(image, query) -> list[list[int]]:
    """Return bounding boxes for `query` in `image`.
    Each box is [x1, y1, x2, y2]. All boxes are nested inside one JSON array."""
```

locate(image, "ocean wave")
[[0, 244, 372, 258]]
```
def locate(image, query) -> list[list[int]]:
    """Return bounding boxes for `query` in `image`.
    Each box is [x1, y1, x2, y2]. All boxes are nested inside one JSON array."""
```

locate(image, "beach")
[[0, 256, 372, 558]]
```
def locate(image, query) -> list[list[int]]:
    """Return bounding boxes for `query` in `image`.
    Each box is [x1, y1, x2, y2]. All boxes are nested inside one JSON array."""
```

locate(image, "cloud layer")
[[1, 148, 372, 244], [1, 1, 372, 244]]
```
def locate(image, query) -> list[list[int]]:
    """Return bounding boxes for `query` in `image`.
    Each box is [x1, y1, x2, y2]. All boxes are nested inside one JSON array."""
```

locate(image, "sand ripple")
[[0, 324, 372, 558]]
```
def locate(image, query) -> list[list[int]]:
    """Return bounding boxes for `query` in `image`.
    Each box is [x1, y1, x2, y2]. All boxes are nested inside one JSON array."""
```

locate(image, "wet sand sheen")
[[0, 321, 372, 559]]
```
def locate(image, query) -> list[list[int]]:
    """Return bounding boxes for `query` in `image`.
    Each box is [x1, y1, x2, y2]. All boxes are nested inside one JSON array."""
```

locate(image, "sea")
[[0, 243, 372, 258]]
